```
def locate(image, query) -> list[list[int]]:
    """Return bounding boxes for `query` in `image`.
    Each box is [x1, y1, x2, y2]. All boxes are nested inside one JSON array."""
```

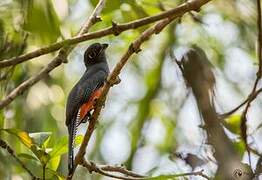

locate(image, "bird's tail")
[[68, 116, 78, 175]]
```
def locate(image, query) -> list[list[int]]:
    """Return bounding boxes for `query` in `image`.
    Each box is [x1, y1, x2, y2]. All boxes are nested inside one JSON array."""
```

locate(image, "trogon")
[[65, 43, 109, 174]]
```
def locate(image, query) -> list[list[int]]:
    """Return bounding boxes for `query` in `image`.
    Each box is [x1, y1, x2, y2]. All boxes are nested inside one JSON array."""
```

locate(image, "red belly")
[[79, 87, 103, 121]]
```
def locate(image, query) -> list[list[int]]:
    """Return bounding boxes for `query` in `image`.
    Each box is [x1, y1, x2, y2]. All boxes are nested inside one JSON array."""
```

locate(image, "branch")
[[80, 159, 145, 180], [220, 87, 262, 118], [68, 0, 212, 179], [0, 0, 211, 68], [100, 165, 145, 178], [0, 0, 106, 109], [80, 159, 210, 180], [0, 139, 39, 179]]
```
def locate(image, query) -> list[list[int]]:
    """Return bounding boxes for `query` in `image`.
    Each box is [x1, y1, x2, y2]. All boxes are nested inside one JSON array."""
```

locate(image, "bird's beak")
[[101, 43, 109, 50]]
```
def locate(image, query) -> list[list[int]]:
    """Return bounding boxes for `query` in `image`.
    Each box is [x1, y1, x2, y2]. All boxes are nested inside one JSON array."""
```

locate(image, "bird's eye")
[[88, 51, 96, 59]]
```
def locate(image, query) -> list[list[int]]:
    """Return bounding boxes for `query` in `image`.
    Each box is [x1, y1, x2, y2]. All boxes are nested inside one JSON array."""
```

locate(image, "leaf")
[[224, 114, 241, 135], [233, 140, 245, 157], [0, 128, 33, 148], [29, 132, 52, 148], [25, 160, 60, 179], [48, 155, 60, 171], [49, 136, 67, 159], [74, 135, 83, 147], [45, 168, 65, 180], [23, 0, 61, 43], [49, 135, 83, 159], [18, 153, 38, 161]]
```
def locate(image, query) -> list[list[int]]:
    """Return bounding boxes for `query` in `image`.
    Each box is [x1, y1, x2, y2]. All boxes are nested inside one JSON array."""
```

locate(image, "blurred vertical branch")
[[180, 47, 253, 179], [126, 23, 176, 169]]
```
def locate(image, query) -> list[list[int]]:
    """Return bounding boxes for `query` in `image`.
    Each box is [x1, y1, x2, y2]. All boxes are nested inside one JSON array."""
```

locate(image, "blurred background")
[[0, 0, 261, 179]]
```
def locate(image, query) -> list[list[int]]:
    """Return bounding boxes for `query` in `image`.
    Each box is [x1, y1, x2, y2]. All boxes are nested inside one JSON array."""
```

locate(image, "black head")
[[84, 43, 108, 66]]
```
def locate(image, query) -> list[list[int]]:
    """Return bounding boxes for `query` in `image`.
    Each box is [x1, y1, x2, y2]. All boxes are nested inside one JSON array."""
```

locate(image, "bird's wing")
[[65, 70, 107, 126]]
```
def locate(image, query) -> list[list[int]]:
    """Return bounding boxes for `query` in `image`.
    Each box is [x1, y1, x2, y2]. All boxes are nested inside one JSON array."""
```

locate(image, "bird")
[[65, 43, 109, 175]]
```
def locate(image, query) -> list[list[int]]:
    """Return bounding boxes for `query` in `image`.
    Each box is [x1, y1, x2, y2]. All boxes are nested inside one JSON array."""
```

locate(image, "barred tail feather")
[[68, 122, 75, 175], [68, 112, 80, 175]]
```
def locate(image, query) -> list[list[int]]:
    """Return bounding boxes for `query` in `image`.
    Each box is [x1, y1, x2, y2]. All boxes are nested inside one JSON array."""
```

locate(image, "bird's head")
[[84, 43, 108, 66]]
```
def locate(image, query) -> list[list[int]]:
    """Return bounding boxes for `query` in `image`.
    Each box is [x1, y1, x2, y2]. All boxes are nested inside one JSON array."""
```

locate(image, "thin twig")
[[100, 165, 145, 178], [248, 146, 262, 157], [0, 0, 210, 68], [0, 139, 39, 179], [220, 96, 253, 118], [220, 87, 262, 118], [68, 0, 212, 179], [162, 169, 211, 180]]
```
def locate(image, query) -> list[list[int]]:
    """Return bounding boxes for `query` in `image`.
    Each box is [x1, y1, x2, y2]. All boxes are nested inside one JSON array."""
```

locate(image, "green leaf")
[[18, 153, 38, 161], [48, 155, 60, 171], [0, 128, 33, 148], [45, 168, 65, 180], [74, 135, 83, 147], [233, 140, 245, 157], [49, 136, 67, 158], [29, 132, 52, 148], [224, 114, 241, 135], [23, 0, 61, 44], [25, 160, 60, 179], [0, 129, 54, 165], [49, 135, 83, 159]]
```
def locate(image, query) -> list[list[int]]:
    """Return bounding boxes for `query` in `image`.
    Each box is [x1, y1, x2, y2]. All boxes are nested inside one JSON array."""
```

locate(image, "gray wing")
[[65, 70, 107, 126]]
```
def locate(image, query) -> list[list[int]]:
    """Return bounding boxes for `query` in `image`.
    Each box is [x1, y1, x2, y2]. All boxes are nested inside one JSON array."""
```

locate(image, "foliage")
[[0, 129, 82, 179]]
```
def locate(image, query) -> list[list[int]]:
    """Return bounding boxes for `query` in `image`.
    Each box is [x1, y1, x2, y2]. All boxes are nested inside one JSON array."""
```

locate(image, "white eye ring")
[[88, 51, 96, 59]]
